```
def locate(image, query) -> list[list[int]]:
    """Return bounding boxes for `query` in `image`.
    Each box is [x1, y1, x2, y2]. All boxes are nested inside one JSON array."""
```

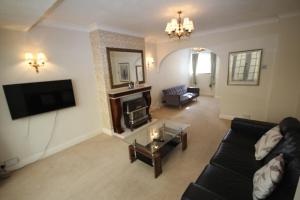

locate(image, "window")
[[196, 52, 211, 74]]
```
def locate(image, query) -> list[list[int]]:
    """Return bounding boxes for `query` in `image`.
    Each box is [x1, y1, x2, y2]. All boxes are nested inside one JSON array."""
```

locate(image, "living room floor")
[[0, 96, 230, 200]]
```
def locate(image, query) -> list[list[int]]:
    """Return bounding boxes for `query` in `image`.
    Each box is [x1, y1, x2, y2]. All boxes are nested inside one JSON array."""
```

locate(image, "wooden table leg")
[[181, 132, 187, 151], [153, 153, 162, 178], [129, 145, 136, 163]]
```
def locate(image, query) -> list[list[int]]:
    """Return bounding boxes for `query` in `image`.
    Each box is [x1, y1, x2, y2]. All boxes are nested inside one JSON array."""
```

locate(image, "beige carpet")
[[0, 96, 230, 200]]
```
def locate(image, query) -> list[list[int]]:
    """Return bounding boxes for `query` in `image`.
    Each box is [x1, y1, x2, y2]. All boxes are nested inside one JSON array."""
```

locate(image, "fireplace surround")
[[108, 85, 152, 134]]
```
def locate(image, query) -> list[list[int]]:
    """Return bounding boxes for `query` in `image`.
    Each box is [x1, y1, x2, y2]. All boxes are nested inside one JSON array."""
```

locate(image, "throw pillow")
[[255, 126, 282, 160], [253, 154, 285, 200]]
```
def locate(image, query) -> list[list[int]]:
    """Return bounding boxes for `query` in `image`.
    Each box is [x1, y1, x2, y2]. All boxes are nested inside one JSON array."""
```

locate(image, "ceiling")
[[0, 0, 57, 31], [1, 0, 300, 39]]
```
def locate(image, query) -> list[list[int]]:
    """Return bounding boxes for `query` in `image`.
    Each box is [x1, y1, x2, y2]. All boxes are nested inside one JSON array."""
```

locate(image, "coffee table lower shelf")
[[128, 131, 187, 178]]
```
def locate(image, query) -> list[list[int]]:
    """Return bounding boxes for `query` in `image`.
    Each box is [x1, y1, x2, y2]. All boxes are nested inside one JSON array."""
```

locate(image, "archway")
[[147, 47, 221, 109]]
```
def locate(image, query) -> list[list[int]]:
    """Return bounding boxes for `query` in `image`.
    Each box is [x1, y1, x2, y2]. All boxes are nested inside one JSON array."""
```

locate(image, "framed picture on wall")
[[118, 63, 130, 82], [228, 49, 263, 86]]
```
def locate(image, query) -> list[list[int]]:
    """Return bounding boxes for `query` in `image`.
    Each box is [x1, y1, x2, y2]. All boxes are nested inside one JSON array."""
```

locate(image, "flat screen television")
[[3, 79, 76, 120]]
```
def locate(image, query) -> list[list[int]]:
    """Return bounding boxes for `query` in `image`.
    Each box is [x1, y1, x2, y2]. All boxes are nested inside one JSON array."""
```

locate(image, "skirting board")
[[219, 114, 251, 120], [150, 104, 160, 111], [219, 114, 235, 120], [200, 93, 214, 97], [8, 129, 101, 171], [102, 128, 113, 136]]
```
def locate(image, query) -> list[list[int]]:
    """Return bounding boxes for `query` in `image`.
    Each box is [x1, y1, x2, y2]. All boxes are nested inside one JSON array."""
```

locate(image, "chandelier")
[[165, 11, 194, 39]]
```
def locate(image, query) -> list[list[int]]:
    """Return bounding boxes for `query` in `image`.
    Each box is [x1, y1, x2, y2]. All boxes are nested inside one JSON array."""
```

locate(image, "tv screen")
[[3, 79, 76, 119]]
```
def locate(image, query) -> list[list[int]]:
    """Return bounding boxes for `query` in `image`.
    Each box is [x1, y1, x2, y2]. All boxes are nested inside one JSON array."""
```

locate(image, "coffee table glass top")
[[124, 120, 189, 152]]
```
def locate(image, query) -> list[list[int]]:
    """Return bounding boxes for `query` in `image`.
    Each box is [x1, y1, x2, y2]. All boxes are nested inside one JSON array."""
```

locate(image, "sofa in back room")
[[162, 85, 200, 108], [182, 117, 300, 200]]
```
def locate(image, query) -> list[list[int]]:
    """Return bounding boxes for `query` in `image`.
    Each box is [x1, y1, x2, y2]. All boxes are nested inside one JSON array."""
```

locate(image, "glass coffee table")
[[124, 120, 189, 178]]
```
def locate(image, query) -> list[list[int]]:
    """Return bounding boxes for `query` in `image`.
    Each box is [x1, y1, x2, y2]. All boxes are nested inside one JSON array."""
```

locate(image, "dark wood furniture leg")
[[181, 132, 187, 151], [153, 153, 162, 178], [129, 145, 136, 163], [110, 98, 124, 133], [143, 91, 152, 121]]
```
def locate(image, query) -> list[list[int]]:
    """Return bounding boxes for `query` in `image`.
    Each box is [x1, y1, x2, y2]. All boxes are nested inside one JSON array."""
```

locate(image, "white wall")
[[148, 49, 190, 108], [155, 15, 300, 122], [267, 16, 300, 122], [0, 26, 102, 169]]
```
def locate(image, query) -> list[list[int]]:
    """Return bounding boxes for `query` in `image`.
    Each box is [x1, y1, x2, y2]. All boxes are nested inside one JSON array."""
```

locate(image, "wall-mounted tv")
[[3, 79, 76, 120]]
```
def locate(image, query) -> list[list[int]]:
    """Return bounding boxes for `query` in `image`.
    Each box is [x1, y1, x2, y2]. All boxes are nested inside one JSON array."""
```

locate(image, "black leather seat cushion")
[[195, 164, 253, 200], [210, 142, 262, 179], [223, 130, 260, 151]]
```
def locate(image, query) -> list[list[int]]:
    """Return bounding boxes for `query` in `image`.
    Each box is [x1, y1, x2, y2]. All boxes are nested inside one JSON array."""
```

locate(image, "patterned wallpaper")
[[89, 30, 145, 133]]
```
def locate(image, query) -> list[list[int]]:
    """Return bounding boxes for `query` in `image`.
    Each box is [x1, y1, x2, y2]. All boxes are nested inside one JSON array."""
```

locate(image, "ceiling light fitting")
[[165, 11, 194, 39]]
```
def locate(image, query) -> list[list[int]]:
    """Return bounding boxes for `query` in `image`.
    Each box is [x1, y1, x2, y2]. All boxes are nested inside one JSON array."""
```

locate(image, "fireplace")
[[123, 98, 149, 131], [108, 86, 152, 134]]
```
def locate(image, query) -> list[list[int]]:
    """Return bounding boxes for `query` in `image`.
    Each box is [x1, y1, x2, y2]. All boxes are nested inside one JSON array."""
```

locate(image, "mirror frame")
[[106, 47, 145, 89]]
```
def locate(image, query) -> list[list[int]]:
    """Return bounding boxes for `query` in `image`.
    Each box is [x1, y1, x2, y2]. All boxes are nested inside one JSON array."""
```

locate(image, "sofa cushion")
[[163, 85, 187, 96], [231, 118, 277, 137], [223, 129, 260, 151], [279, 117, 300, 136], [253, 154, 285, 200], [180, 93, 196, 102], [210, 142, 262, 179], [174, 85, 186, 95], [254, 126, 282, 160], [195, 164, 253, 200]]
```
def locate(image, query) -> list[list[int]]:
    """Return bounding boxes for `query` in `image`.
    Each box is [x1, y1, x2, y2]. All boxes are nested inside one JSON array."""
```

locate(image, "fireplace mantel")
[[108, 85, 152, 99], [108, 85, 152, 134]]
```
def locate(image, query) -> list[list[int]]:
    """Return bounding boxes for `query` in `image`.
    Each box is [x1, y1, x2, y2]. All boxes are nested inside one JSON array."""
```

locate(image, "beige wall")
[[267, 16, 300, 122], [89, 30, 145, 133], [156, 15, 300, 122], [148, 49, 190, 108], [0, 26, 102, 169]]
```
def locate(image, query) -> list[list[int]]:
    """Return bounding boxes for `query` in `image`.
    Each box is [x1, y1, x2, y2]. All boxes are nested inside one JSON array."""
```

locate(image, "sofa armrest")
[[163, 95, 180, 106], [231, 118, 277, 137], [187, 87, 200, 96], [181, 183, 225, 200]]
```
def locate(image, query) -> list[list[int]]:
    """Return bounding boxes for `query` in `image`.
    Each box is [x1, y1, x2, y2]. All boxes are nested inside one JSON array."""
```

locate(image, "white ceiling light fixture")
[[165, 11, 195, 39]]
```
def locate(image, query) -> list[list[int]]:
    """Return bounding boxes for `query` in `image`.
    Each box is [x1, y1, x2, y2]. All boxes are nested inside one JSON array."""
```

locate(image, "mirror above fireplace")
[[107, 47, 145, 89]]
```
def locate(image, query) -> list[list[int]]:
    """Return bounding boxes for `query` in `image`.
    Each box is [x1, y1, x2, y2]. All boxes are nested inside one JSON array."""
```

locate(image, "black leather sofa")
[[182, 117, 300, 200], [162, 85, 200, 108]]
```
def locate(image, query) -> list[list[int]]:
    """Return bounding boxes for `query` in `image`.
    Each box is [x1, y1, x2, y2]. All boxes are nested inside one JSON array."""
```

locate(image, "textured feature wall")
[[89, 30, 145, 132]]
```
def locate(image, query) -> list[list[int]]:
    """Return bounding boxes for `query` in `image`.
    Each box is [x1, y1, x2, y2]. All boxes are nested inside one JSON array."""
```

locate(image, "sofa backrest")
[[162, 85, 187, 96]]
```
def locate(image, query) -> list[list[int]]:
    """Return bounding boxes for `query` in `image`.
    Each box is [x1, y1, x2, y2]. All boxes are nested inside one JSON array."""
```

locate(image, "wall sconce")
[[25, 52, 46, 73], [146, 57, 155, 68]]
